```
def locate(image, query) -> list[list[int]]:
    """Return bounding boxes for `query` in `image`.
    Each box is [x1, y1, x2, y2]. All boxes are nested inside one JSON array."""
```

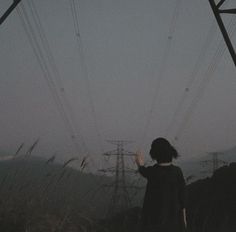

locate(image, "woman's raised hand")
[[135, 151, 144, 167]]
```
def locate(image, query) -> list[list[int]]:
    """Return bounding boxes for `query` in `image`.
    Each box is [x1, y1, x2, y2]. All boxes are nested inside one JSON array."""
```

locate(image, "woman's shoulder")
[[171, 164, 181, 169], [153, 163, 181, 168], [150, 164, 183, 173], [171, 164, 183, 171], [170, 165, 185, 179]]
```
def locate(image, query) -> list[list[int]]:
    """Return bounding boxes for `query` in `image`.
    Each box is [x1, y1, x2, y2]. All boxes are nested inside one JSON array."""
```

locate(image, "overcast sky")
[[1, 0, 236, 170]]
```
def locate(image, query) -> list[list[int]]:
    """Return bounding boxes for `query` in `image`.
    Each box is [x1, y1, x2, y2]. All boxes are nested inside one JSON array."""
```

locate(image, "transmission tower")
[[200, 152, 228, 175], [99, 140, 139, 216], [208, 0, 236, 66], [0, 0, 23, 25]]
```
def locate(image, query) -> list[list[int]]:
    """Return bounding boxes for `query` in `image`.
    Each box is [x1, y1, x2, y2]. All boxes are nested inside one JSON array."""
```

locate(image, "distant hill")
[[177, 148, 236, 183], [220, 146, 236, 161], [0, 156, 143, 217], [0, 149, 12, 159], [0, 156, 118, 231]]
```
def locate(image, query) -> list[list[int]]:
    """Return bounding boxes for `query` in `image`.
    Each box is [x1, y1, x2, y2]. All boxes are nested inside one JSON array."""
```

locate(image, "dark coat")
[[138, 164, 187, 232]]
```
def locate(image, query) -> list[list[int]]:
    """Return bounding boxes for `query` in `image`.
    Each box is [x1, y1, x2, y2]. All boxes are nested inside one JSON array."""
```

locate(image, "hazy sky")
[[1, 0, 236, 170]]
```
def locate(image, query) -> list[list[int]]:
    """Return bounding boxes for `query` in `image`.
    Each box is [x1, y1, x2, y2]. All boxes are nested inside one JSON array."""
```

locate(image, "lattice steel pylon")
[[200, 152, 228, 175], [208, 0, 236, 66], [99, 140, 138, 216], [0, 0, 23, 25]]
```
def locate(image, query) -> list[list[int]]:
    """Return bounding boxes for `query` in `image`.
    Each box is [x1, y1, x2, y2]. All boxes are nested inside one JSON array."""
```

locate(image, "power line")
[[26, 0, 90, 155], [26, 1, 86, 151], [138, 0, 183, 150], [17, 2, 87, 157], [165, 1, 233, 141], [69, 0, 104, 154], [173, 17, 236, 143], [164, 21, 218, 137], [20, 0, 102, 177]]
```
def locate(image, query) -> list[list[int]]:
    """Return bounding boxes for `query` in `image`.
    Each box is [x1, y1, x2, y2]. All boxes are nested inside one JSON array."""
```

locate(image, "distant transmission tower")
[[200, 152, 227, 175], [99, 140, 138, 216]]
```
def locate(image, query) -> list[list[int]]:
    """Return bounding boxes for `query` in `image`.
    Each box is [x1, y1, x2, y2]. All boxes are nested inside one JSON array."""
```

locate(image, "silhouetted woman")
[[135, 138, 187, 232]]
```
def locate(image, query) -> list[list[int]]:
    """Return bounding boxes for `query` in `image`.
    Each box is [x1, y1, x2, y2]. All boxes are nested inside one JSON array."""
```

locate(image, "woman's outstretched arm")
[[135, 152, 152, 178]]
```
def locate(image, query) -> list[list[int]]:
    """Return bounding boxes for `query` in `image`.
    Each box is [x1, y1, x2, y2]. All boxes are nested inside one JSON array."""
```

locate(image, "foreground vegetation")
[[0, 157, 235, 231]]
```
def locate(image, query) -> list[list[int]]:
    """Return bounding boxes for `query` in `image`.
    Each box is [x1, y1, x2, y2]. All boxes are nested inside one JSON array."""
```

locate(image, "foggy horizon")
[[1, 0, 236, 169]]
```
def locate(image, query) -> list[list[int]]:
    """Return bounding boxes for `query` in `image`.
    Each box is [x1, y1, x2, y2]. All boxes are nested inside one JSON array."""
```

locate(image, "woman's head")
[[149, 137, 178, 163]]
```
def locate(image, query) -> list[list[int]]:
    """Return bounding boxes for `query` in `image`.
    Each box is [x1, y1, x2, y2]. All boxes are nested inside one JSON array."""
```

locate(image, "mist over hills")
[[220, 146, 236, 161], [178, 146, 236, 182]]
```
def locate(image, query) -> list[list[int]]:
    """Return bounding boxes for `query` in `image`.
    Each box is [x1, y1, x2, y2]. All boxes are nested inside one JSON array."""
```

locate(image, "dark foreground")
[[0, 158, 235, 232]]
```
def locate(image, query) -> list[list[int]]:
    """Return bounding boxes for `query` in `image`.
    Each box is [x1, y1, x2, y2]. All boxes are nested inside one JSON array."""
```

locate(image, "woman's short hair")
[[149, 137, 179, 163]]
